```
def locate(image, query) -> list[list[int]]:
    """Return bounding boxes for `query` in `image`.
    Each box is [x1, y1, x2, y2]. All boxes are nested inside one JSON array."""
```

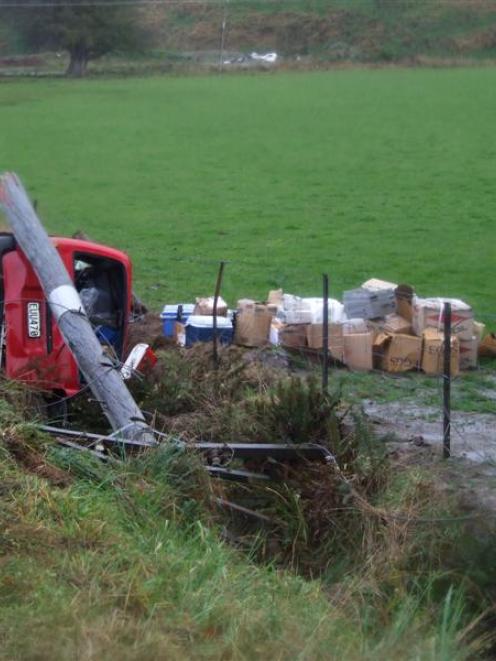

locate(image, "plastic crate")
[[185, 315, 233, 347]]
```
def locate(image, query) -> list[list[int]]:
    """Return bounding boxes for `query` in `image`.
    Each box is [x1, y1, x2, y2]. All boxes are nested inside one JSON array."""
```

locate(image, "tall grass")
[[0, 378, 494, 659]]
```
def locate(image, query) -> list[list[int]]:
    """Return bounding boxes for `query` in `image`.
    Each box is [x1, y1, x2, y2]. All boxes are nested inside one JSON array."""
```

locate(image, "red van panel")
[[2, 237, 132, 397]]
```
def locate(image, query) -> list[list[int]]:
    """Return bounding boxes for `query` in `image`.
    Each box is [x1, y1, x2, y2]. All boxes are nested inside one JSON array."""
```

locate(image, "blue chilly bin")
[[161, 304, 195, 337], [185, 315, 233, 347]]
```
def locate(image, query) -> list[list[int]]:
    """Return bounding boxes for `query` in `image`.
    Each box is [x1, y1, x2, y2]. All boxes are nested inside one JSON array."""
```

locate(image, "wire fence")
[[1, 258, 495, 463], [135, 254, 496, 460]]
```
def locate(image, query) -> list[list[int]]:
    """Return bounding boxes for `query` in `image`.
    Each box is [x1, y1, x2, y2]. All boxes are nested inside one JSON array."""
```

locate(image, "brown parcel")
[[237, 298, 255, 311], [421, 329, 459, 377], [479, 333, 496, 358], [174, 321, 186, 346], [413, 299, 473, 341], [194, 296, 228, 316], [279, 324, 309, 349], [234, 304, 273, 347], [459, 337, 478, 370], [342, 318, 369, 334], [306, 323, 345, 362], [368, 314, 411, 339], [473, 321, 486, 343], [267, 289, 283, 308], [343, 332, 373, 371], [383, 313, 412, 335], [395, 284, 415, 322], [374, 332, 421, 372]]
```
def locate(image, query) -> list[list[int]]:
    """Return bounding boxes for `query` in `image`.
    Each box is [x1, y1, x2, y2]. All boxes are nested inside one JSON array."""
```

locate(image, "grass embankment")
[[1, 69, 495, 333], [151, 0, 496, 63], [3, 0, 496, 67], [1, 353, 495, 659]]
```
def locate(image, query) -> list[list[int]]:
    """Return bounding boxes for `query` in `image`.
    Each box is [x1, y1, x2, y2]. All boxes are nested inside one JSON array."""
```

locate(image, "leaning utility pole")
[[0, 173, 155, 445]]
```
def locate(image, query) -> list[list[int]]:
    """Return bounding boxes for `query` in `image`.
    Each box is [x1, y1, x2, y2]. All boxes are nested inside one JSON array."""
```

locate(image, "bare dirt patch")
[[363, 399, 496, 463]]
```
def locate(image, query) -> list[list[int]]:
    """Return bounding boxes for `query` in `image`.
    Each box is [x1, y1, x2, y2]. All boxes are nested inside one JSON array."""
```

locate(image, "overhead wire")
[[0, 0, 469, 6]]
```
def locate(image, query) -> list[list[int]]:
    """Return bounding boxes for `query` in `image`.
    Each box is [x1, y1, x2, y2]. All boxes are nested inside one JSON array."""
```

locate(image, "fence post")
[[443, 301, 451, 458], [212, 260, 226, 369], [218, 0, 229, 72], [322, 274, 329, 390]]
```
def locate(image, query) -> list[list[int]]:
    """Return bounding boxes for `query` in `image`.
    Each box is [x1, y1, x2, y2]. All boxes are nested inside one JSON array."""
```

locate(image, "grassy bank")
[[1, 356, 495, 659], [1, 423, 493, 659]]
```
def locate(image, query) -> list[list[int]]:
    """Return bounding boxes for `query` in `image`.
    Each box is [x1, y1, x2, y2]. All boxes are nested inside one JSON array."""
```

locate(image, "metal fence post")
[[443, 301, 452, 458], [212, 260, 226, 369], [322, 274, 329, 390]]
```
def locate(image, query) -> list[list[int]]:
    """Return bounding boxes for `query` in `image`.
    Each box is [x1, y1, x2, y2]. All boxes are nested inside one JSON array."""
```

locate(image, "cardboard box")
[[306, 323, 345, 362], [395, 284, 415, 322], [343, 332, 373, 371], [362, 278, 398, 291], [267, 303, 279, 317], [283, 294, 313, 324], [279, 324, 309, 349], [421, 329, 459, 377], [343, 287, 395, 320], [473, 321, 486, 343], [383, 313, 412, 336], [342, 318, 369, 334], [234, 304, 273, 347], [194, 296, 228, 317], [374, 333, 421, 373], [269, 319, 285, 346], [175, 321, 186, 347], [459, 336, 478, 370], [479, 333, 496, 358], [237, 298, 255, 311], [413, 298, 473, 341], [267, 289, 283, 308]]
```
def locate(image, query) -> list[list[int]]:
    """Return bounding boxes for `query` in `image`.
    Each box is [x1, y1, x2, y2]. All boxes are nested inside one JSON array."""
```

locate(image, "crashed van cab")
[[0, 233, 132, 397]]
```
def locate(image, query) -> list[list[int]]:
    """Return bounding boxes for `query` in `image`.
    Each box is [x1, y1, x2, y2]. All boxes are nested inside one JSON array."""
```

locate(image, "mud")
[[363, 399, 496, 463]]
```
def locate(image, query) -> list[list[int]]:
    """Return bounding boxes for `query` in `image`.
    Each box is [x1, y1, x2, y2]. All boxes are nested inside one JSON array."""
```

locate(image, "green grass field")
[[1, 69, 496, 658], [0, 69, 495, 326]]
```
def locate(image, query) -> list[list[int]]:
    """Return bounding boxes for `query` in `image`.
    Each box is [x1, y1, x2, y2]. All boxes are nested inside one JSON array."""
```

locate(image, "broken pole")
[[0, 173, 154, 444], [443, 301, 451, 459]]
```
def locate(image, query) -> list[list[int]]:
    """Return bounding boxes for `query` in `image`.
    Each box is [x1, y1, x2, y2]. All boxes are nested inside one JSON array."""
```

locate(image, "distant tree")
[[2, 0, 147, 76]]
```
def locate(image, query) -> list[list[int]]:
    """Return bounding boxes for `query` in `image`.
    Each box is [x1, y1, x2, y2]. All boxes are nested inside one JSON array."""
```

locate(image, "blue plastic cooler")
[[185, 315, 233, 347], [161, 304, 195, 337]]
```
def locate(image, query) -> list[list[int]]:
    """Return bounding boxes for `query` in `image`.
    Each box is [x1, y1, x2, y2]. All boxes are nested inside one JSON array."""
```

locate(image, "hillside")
[[2, 0, 496, 65], [142, 0, 496, 64]]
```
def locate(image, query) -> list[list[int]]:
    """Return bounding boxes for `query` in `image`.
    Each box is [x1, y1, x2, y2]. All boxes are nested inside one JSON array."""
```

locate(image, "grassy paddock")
[[0, 68, 495, 325]]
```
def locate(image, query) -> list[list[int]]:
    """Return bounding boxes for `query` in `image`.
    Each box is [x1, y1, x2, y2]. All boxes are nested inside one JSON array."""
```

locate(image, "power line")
[[0, 0, 461, 7], [2, 0, 295, 6]]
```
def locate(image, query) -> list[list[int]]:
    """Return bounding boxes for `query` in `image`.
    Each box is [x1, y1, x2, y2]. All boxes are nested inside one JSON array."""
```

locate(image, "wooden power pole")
[[0, 173, 155, 445]]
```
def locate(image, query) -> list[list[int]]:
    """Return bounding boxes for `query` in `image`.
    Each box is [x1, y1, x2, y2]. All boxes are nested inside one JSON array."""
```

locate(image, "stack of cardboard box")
[[165, 280, 488, 376], [266, 282, 485, 375]]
